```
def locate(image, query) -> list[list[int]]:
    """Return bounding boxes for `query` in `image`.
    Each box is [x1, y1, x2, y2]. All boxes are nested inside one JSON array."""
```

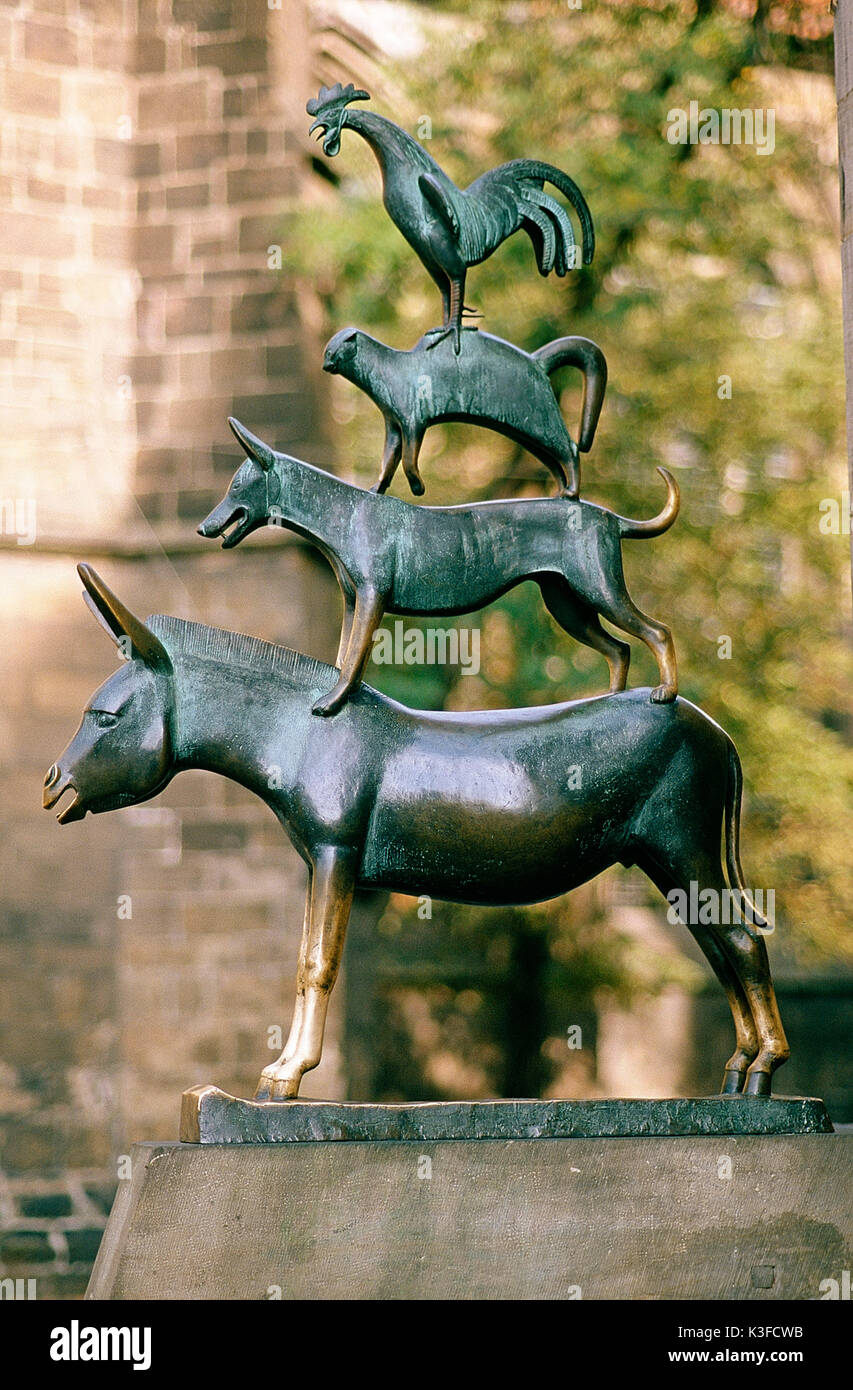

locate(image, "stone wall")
[[0, 0, 343, 1298]]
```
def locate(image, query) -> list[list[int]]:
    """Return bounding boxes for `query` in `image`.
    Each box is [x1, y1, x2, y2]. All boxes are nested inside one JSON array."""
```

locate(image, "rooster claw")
[[423, 324, 462, 354]]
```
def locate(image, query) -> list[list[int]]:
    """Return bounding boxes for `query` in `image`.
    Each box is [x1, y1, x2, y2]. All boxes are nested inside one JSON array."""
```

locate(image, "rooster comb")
[[306, 83, 371, 116]]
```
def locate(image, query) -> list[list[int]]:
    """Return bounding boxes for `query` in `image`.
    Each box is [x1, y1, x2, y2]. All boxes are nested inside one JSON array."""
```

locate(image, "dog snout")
[[197, 509, 225, 538]]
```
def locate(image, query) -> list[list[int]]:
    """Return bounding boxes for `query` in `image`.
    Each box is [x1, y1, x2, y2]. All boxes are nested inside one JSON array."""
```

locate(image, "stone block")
[[24, 21, 78, 65], [165, 181, 210, 211], [87, 1127, 853, 1300], [226, 166, 296, 203], [138, 78, 208, 130], [3, 68, 62, 118], [175, 132, 228, 171], [202, 38, 268, 77]]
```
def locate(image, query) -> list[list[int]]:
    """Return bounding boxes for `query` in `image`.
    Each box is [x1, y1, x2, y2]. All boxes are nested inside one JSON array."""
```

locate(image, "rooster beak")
[[308, 119, 324, 138]]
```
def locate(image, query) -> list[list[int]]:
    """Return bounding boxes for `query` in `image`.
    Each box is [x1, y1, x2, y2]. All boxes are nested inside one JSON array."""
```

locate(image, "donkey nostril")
[[45, 764, 59, 788]]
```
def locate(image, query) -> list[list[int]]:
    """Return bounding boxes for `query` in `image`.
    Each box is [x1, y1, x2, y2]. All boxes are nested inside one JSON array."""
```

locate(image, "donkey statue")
[[44, 564, 789, 1102]]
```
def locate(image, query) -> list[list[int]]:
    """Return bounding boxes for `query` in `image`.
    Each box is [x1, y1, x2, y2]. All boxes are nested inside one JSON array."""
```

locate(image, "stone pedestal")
[[86, 1096, 849, 1301]]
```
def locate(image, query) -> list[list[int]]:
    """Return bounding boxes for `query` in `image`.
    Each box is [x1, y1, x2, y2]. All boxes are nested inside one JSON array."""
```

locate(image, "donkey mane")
[[147, 615, 336, 687]]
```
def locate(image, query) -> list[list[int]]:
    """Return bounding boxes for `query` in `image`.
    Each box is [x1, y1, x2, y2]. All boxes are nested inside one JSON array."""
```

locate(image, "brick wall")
[[0, 0, 347, 1298]]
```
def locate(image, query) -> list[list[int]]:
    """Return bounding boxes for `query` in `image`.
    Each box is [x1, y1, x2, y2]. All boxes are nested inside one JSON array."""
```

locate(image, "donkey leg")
[[255, 848, 356, 1100], [538, 575, 631, 694], [640, 854, 760, 1094], [714, 922, 789, 1095], [254, 868, 313, 1100], [313, 587, 385, 716], [691, 926, 760, 1093]]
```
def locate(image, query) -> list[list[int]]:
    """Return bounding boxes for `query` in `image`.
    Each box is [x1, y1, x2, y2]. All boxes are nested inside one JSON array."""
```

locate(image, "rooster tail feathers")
[[523, 188, 576, 276], [521, 201, 558, 276], [516, 159, 595, 266]]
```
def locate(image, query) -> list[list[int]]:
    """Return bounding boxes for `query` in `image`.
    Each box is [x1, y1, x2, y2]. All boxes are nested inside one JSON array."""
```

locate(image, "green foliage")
[[290, 0, 852, 967]]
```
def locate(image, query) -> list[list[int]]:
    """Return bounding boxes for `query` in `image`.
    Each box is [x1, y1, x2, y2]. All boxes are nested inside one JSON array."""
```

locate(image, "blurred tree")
[[291, 0, 851, 1098]]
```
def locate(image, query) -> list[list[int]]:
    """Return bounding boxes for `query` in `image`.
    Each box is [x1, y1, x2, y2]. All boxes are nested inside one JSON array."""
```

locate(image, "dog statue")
[[198, 418, 679, 716], [322, 326, 607, 497]]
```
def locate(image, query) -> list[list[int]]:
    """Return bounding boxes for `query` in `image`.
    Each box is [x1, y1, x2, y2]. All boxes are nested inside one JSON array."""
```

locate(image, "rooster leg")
[[424, 275, 466, 353], [447, 277, 464, 353]]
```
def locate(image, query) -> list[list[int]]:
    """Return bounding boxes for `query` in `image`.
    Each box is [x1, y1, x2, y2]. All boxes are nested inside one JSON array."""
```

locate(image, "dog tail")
[[615, 467, 680, 539], [532, 336, 607, 453]]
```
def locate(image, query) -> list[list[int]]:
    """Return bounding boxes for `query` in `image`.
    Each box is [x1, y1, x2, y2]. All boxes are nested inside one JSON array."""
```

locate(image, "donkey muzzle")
[[42, 764, 81, 822]]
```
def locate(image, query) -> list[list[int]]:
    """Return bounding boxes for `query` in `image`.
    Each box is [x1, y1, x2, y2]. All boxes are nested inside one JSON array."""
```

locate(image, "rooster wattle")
[[307, 83, 595, 352]]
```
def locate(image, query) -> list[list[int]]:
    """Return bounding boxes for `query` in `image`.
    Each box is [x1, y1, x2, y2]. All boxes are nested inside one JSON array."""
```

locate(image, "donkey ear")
[[78, 564, 171, 672], [228, 416, 275, 473]]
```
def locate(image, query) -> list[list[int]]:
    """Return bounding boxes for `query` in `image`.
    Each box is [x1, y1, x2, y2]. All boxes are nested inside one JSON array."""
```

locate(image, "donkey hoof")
[[254, 1072, 300, 1101], [650, 684, 677, 704], [744, 1069, 772, 1097], [721, 1068, 745, 1095]]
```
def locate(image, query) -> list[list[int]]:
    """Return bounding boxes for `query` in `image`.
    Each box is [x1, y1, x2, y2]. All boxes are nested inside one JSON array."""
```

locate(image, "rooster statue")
[[307, 84, 595, 352]]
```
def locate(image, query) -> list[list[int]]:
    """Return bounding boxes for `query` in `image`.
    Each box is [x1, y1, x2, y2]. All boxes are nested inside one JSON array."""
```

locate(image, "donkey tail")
[[615, 467, 680, 539], [532, 336, 607, 453], [724, 738, 772, 933]]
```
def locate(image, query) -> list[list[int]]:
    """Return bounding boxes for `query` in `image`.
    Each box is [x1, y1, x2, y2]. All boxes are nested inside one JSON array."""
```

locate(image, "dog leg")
[[538, 575, 631, 693], [597, 593, 677, 703], [312, 586, 385, 716], [372, 420, 403, 493]]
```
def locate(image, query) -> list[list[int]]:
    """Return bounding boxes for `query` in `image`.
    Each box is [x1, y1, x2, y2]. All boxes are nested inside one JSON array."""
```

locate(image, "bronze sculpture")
[[43, 77, 800, 1118], [45, 564, 789, 1102], [306, 83, 594, 351], [198, 418, 679, 714], [322, 326, 607, 497]]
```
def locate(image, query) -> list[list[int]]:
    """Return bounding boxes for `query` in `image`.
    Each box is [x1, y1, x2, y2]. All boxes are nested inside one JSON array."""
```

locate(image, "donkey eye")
[[90, 710, 120, 729]]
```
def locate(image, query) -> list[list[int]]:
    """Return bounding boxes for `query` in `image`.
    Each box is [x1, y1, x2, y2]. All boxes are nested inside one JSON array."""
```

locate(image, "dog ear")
[[228, 417, 276, 473], [78, 564, 171, 672]]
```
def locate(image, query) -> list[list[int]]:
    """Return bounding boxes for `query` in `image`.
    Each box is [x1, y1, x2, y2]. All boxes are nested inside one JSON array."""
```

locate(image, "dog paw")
[[650, 683, 677, 704], [312, 691, 345, 717]]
